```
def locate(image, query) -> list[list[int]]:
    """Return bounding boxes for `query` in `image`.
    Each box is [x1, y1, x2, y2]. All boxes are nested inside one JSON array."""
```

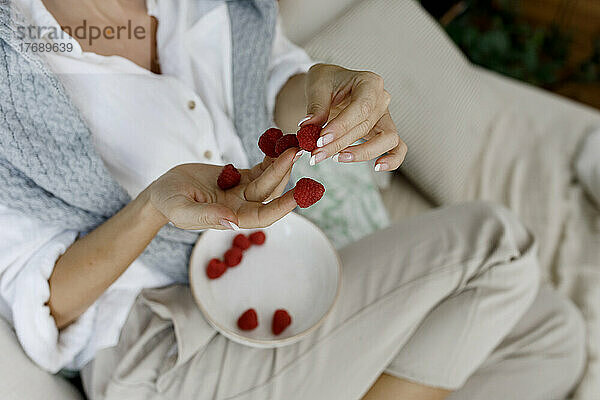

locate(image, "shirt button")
[[203, 150, 212, 160], [187, 100, 196, 110]]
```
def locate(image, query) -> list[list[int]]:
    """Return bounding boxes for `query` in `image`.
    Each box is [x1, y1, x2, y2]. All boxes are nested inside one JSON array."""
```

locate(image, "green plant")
[[437, 0, 572, 86], [575, 37, 600, 83]]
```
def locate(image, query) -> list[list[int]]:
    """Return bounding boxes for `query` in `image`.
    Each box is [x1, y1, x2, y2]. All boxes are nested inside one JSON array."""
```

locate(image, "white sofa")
[[2, 0, 599, 398]]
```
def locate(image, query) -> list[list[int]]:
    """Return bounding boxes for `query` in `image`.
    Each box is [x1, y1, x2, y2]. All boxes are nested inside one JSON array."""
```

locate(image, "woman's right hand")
[[146, 147, 301, 231]]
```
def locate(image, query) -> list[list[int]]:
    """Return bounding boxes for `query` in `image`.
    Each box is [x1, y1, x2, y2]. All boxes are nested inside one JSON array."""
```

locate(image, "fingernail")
[[293, 150, 303, 163], [310, 152, 327, 166], [219, 219, 240, 230], [316, 133, 334, 148], [297, 115, 312, 127], [374, 163, 388, 172], [337, 152, 353, 162]]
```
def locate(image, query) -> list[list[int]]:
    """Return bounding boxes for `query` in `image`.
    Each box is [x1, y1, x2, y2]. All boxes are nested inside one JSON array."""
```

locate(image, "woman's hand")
[[49, 150, 299, 329], [300, 64, 407, 171], [147, 148, 301, 231]]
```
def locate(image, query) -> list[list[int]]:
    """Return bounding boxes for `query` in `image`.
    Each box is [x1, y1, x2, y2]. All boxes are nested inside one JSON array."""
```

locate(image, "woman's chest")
[[42, 2, 246, 197]]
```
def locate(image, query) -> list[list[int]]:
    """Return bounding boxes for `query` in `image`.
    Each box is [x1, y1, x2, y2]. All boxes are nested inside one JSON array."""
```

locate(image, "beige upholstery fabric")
[[0, 317, 82, 400], [381, 174, 432, 222], [278, 0, 360, 45]]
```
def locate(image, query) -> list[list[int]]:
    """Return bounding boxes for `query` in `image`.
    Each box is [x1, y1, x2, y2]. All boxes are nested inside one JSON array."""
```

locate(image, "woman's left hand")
[[300, 64, 407, 172]]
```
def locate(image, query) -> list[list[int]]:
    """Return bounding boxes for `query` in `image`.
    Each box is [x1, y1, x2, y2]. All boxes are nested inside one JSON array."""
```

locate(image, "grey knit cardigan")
[[0, 0, 277, 283]]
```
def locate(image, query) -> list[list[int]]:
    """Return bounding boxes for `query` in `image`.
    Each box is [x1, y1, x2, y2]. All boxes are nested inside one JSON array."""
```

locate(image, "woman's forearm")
[[274, 73, 308, 132], [47, 189, 167, 329]]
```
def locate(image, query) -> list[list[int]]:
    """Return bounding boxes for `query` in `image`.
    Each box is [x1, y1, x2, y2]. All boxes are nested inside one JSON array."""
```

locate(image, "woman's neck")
[[43, 0, 148, 21], [41, 0, 160, 73]]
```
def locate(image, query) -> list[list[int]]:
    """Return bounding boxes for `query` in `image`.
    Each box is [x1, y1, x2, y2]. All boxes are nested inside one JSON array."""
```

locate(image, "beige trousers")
[[82, 202, 586, 400]]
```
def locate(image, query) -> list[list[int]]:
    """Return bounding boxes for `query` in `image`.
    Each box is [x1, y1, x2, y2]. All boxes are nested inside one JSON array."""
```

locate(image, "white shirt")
[[3, 0, 313, 372]]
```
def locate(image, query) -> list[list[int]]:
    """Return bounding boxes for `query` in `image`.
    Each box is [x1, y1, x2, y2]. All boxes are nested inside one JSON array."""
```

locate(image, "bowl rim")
[[189, 212, 342, 348]]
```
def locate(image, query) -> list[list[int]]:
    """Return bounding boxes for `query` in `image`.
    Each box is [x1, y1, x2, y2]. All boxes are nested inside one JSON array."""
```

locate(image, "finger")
[[315, 75, 389, 150], [244, 148, 298, 202], [310, 95, 389, 166], [334, 129, 400, 163], [301, 65, 335, 127], [370, 112, 408, 171], [168, 197, 239, 231], [374, 139, 408, 172], [333, 111, 399, 163], [375, 140, 408, 172], [238, 190, 297, 228], [312, 94, 390, 166], [246, 156, 273, 181], [263, 167, 292, 204]]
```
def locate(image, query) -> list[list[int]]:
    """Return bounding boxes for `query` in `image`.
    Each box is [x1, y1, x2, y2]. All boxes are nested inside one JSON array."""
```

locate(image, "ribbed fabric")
[[304, 0, 501, 205], [0, 0, 277, 283]]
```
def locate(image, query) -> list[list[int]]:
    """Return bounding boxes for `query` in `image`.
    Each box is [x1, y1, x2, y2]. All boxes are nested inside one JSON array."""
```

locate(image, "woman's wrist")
[[135, 187, 169, 232], [49, 186, 169, 329]]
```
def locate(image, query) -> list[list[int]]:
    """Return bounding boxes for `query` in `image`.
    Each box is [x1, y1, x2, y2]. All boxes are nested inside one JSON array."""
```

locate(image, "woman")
[[0, 0, 586, 399]]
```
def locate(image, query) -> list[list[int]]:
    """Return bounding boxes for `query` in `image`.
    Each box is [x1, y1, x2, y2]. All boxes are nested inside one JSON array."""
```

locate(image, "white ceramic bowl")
[[189, 212, 341, 348]]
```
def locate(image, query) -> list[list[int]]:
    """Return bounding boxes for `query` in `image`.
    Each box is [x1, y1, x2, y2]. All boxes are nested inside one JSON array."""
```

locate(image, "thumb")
[[303, 69, 334, 127], [196, 203, 239, 230], [173, 201, 239, 231]]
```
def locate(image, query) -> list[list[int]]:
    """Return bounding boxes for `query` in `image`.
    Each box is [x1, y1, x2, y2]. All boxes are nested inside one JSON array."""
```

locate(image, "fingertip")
[[270, 148, 298, 173], [297, 115, 313, 127], [280, 147, 299, 159], [316, 133, 334, 148], [212, 204, 238, 225], [281, 189, 299, 210], [251, 190, 297, 228], [268, 189, 297, 214], [219, 218, 240, 230], [302, 110, 330, 128], [375, 155, 401, 171]]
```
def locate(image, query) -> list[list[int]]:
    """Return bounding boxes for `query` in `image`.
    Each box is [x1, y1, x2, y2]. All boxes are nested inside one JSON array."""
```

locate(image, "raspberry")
[[272, 309, 292, 335], [296, 124, 321, 152], [274, 134, 299, 156], [217, 164, 241, 190], [206, 258, 227, 280], [258, 128, 284, 158], [224, 247, 243, 267], [249, 231, 266, 245], [233, 234, 251, 251], [237, 308, 259, 331], [293, 178, 325, 208]]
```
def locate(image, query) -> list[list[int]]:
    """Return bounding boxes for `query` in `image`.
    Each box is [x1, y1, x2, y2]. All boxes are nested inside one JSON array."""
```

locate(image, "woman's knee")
[[467, 201, 532, 247], [461, 201, 539, 289]]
